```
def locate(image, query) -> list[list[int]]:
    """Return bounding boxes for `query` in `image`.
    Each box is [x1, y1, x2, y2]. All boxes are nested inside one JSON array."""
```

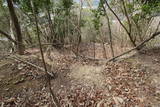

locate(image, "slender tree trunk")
[[99, 29, 107, 59], [105, 0, 136, 47], [10, 19, 16, 52], [6, 0, 24, 55], [46, 7, 54, 43], [25, 27, 33, 45], [76, 0, 83, 56], [106, 14, 114, 57], [30, 0, 60, 107], [102, 42, 107, 59], [102, 5, 115, 57], [93, 40, 96, 59], [67, 15, 69, 42]]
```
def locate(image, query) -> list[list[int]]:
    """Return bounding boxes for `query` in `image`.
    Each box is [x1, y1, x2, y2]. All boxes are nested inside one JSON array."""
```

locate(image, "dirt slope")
[[0, 48, 160, 106]]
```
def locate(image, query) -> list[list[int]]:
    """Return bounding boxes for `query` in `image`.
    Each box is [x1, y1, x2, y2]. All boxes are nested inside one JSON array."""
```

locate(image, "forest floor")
[[0, 46, 160, 107]]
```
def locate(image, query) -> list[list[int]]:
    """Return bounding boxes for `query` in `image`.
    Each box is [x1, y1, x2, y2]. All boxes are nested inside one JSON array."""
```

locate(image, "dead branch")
[[72, 31, 160, 62], [105, 0, 136, 47], [106, 31, 160, 62], [8, 55, 54, 76], [121, 0, 132, 34], [0, 29, 17, 44]]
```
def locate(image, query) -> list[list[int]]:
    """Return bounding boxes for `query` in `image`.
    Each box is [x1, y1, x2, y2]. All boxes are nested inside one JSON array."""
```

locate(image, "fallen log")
[[73, 31, 160, 62], [106, 31, 160, 62], [8, 55, 55, 77]]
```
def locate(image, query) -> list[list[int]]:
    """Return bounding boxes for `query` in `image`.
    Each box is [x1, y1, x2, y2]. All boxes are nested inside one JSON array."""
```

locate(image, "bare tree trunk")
[[93, 40, 96, 59], [102, 5, 115, 57], [67, 15, 69, 43], [30, 0, 60, 107], [102, 42, 107, 59], [105, 0, 136, 47], [0, 29, 16, 44], [6, 0, 24, 55], [99, 29, 107, 59], [25, 27, 33, 45], [46, 7, 54, 43], [76, 0, 83, 56], [121, 0, 132, 35], [10, 19, 16, 52]]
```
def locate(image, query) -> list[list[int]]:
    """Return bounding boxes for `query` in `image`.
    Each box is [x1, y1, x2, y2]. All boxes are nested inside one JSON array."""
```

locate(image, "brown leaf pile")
[[56, 61, 155, 107], [0, 54, 158, 107]]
